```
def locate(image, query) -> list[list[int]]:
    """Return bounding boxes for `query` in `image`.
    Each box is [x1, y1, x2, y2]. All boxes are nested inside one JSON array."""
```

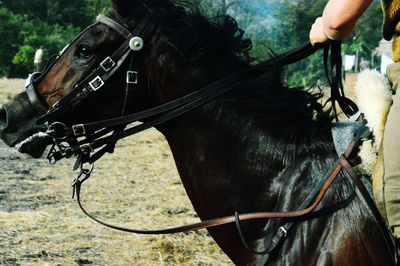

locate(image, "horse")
[[0, 0, 396, 265]]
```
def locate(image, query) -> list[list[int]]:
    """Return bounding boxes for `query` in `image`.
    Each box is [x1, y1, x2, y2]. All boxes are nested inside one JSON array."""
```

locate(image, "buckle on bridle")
[[72, 124, 86, 137], [48, 122, 69, 140], [126, 71, 138, 84], [89, 76, 105, 91], [80, 144, 93, 155], [278, 226, 288, 238], [100, 56, 116, 72], [64, 144, 93, 158]]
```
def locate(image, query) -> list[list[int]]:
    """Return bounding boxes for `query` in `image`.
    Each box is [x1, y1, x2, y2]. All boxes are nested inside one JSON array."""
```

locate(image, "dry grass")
[[0, 78, 232, 265]]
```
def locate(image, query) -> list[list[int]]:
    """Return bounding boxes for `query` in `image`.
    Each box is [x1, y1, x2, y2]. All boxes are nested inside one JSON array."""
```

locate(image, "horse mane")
[[109, 0, 332, 138], [110, 4, 363, 247]]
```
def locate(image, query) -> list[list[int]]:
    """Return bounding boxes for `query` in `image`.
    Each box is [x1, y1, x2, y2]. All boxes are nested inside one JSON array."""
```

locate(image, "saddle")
[[331, 68, 393, 225], [332, 120, 389, 221], [332, 121, 366, 157]]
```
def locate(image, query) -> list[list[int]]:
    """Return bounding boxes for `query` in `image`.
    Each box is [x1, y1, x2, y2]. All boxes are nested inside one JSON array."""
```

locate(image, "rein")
[[41, 42, 353, 165], [24, 14, 397, 261], [26, 14, 355, 165], [72, 128, 398, 263]]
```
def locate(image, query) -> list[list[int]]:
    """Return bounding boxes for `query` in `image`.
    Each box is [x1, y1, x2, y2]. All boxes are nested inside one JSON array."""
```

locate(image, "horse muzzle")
[[0, 92, 52, 158]]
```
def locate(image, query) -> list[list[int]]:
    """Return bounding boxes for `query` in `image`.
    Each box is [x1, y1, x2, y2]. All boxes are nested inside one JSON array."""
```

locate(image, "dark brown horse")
[[0, 0, 395, 265]]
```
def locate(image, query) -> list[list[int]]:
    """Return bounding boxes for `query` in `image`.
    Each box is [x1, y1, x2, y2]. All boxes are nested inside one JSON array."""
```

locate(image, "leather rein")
[[24, 15, 398, 261]]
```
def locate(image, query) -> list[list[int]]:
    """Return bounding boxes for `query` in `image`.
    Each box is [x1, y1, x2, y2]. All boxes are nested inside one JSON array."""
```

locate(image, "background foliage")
[[0, 0, 383, 86], [0, 0, 111, 77]]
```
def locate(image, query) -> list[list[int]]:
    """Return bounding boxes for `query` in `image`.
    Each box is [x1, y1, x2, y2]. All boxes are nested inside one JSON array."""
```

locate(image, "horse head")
[[1, 1, 396, 265], [0, 0, 252, 160], [0, 0, 166, 158]]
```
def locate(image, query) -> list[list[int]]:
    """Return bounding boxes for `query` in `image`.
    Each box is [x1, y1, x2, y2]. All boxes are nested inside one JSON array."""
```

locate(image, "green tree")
[[270, 0, 382, 86], [0, 0, 385, 80], [0, 0, 109, 77], [12, 21, 80, 74], [0, 0, 109, 28], [343, 2, 382, 65], [0, 8, 24, 76], [198, 0, 383, 86]]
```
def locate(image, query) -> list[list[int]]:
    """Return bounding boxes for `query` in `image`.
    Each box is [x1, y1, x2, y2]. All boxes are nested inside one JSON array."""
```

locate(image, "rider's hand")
[[309, 17, 330, 46]]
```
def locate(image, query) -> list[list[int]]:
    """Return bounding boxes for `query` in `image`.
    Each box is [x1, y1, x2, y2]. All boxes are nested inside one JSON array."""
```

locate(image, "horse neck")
[[154, 66, 395, 264], [158, 84, 337, 218], [160, 99, 394, 265]]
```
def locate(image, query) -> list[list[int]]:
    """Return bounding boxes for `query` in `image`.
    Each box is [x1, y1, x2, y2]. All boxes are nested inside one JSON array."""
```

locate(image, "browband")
[[96, 15, 132, 39]]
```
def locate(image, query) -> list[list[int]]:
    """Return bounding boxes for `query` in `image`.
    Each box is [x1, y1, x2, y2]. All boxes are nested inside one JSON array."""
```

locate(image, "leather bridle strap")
[[72, 129, 368, 235], [234, 160, 346, 255], [73, 128, 398, 263], [96, 15, 131, 39], [323, 41, 358, 120], [46, 43, 327, 161], [49, 68, 253, 138], [234, 127, 365, 255], [236, 129, 397, 261], [47, 69, 255, 161], [47, 43, 323, 141], [47, 41, 355, 165], [26, 17, 130, 117], [273, 42, 321, 66], [74, 157, 343, 234]]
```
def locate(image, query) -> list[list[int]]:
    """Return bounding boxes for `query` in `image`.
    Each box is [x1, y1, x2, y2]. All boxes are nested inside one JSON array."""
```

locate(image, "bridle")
[[25, 14, 157, 164], [25, 14, 327, 168], [26, 13, 356, 167], [23, 14, 398, 263]]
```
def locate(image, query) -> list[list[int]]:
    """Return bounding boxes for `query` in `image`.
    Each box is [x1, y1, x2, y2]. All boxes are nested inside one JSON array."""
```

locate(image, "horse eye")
[[76, 45, 93, 59]]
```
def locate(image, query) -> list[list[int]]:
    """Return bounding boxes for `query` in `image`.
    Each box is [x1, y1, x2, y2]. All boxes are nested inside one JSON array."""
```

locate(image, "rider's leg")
[[382, 62, 400, 237]]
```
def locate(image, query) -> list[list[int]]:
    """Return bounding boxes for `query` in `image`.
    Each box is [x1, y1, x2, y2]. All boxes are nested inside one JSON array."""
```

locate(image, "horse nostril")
[[0, 107, 8, 131]]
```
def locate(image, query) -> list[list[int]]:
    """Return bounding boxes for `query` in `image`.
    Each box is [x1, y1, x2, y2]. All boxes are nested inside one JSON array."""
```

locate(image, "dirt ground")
[[0, 78, 232, 265]]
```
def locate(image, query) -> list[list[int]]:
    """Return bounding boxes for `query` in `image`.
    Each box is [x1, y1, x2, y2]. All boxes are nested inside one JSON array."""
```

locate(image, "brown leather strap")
[[75, 130, 371, 234], [96, 15, 132, 39], [74, 155, 344, 234], [74, 128, 398, 265]]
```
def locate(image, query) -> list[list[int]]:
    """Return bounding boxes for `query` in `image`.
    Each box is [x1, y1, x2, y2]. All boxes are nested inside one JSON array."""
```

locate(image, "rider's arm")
[[310, 0, 373, 45]]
